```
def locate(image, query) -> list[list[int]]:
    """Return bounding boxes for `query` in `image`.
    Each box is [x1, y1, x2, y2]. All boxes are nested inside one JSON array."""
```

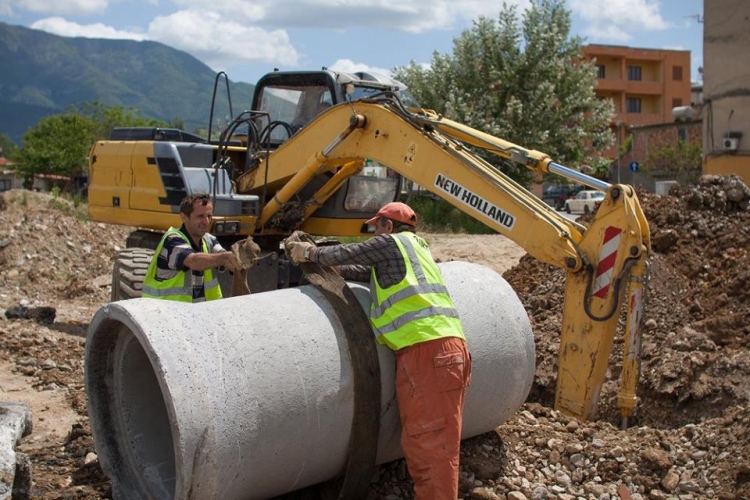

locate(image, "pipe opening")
[[86, 319, 176, 499]]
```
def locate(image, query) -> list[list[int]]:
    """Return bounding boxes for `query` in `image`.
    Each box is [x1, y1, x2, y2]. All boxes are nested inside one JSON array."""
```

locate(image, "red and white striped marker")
[[592, 226, 623, 299]]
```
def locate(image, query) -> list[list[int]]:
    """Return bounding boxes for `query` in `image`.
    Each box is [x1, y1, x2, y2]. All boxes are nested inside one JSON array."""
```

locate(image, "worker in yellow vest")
[[286, 202, 471, 500], [143, 194, 240, 302]]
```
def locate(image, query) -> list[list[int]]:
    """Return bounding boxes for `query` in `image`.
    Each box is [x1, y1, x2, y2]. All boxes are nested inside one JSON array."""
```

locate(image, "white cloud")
[[148, 10, 298, 68], [170, 0, 265, 22], [328, 59, 392, 77], [1, 0, 108, 16], [570, 0, 670, 42], [27, 10, 298, 70], [30, 16, 146, 40], [166, 0, 529, 33]]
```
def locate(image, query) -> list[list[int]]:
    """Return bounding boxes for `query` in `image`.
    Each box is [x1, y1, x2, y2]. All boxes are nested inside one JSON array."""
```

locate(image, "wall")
[[703, 0, 750, 184], [612, 120, 702, 190]]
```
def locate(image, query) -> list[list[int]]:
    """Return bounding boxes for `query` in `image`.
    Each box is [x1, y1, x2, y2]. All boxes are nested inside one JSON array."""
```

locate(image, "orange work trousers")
[[395, 336, 472, 500]]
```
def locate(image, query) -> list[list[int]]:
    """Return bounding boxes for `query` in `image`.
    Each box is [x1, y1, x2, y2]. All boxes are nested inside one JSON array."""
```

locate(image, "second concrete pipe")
[[85, 261, 535, 499]]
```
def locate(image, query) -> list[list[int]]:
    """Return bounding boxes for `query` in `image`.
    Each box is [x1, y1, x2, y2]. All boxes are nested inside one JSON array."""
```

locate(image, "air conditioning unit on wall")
[[723, 137, 739, 151]]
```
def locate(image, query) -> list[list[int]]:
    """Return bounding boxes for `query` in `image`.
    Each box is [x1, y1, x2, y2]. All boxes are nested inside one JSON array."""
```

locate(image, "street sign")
[[629, 161, 639, 172]]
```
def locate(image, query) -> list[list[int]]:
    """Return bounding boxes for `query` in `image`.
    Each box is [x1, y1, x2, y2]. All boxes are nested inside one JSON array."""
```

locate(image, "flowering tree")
[[393, 0, 613, 186]]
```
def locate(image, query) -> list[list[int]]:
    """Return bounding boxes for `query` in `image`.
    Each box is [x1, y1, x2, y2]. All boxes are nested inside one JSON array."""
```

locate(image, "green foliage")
[[15, 113, 96, 181], [409, 195, 495, 234], [51, 185, 61, 198], [0, 133, 18, 159], [643, 140, 702, 184], [620, 134, 633, 154], [47, 192, 88, 220], [14, 102, 177, 184], [48, 197, 68, 211], [76, 102, 168, 140], [392, 0, 614, 186]]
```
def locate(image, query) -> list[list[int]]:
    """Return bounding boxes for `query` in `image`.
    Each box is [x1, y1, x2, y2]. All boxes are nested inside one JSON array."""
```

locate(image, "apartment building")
[[703, 1, 750, 184], [582, 45, 692, 157]]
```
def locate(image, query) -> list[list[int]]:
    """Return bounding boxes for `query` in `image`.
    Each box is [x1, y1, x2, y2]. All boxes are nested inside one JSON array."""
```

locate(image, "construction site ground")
[[0, 176, 748, 500]]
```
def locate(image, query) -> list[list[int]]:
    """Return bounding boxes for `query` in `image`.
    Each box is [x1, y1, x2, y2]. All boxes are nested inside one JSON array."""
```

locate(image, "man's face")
[[181, 201, 213, 239]]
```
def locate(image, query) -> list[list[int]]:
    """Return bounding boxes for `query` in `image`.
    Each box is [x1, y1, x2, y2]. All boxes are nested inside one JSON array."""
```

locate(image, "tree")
[[393, 0, 613, 186], [76, 102, 168, 140], [644, 140, 702, 185], [14, 104, 172, 187], [0, 133, 18, 160], [15, 113, 96, 185]]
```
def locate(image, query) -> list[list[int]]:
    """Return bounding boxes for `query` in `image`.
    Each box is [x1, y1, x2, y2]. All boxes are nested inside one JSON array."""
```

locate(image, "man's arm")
[[183, 251, 238, 271], [311, 236, 393, 267], [180, 234, 239, 271], [310, 235, 406, 285]]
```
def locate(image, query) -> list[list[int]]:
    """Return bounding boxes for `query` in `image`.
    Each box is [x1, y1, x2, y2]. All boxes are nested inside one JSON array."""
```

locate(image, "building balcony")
[[596, 78, 664, 95]]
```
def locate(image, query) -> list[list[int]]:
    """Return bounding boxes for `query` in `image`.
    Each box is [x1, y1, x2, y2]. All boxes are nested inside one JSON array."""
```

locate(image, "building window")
[[672, 98, 683, 108], [673, 66, 683, 81], [626, 97, 642, 113], [0, 179, 11, 192], [596, 64, 605, 79], [627, 65, 642, 81], [678, 127, 687, 142]]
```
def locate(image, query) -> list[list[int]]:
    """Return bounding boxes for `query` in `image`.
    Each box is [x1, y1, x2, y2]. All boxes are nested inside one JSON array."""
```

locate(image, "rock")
[[641, 447, 672, 470], [471, 487, 501, 500], [11, 452, 32, 500], [0, 403, 33, 500], [507, 492, 528, 500], [661, 470, 680, 491]]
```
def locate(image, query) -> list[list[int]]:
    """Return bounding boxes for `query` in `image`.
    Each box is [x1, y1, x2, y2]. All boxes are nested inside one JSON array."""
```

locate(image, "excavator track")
[[111, 248, 154, 301]]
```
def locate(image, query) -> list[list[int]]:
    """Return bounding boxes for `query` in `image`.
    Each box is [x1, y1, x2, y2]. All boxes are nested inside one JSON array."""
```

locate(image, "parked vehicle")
[[565, 190, 605, 214], [542, 184, 584, 210]]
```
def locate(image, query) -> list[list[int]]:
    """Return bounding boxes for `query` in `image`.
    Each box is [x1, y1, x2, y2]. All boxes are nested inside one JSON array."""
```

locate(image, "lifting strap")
[[287, 231, 381, 499]]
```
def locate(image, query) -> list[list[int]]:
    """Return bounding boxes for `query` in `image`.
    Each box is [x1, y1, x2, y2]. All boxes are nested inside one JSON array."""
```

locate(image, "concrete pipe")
[[85, 261, 535, 500]]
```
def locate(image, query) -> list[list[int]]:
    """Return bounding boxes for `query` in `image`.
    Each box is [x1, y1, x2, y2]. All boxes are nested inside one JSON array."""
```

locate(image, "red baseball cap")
[[366, 202, 417, 227]]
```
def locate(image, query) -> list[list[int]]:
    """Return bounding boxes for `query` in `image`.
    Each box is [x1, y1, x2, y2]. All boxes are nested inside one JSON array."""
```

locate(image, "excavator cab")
[[249, 69, 415, 146], [222, 69, 417, 235]]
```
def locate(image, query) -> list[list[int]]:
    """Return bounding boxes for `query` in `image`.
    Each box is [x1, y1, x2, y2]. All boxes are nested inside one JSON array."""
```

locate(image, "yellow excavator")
[[87, 69, 650, 423]]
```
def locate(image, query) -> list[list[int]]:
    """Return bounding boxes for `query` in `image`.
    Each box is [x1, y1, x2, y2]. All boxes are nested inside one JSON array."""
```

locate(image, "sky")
[[0, 0, 704, 86]]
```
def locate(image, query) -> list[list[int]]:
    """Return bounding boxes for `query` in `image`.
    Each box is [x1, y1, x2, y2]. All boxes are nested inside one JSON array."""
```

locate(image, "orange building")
[[582, 45, 692, 157]]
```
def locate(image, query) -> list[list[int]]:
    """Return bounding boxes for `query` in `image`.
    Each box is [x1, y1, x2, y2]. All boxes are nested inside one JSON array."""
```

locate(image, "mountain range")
[[0, 22, 256, 145]]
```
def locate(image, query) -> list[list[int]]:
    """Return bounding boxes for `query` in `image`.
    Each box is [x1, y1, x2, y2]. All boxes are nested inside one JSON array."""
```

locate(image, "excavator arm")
[[251, 96, 651, 422]]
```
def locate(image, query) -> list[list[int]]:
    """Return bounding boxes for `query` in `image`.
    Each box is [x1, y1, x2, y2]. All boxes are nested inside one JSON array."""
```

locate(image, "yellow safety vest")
[[142, 227, 222, 302], [369, 232, 465, 350]]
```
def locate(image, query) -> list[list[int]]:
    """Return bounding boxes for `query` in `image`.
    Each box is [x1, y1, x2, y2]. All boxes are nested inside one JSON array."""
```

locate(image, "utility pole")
[[616, 121, 622, 184]]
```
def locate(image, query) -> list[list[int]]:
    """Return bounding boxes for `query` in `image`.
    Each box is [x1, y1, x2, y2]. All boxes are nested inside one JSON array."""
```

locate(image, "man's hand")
[[220, 251, 243, 272], [286, 241, 315, 264]]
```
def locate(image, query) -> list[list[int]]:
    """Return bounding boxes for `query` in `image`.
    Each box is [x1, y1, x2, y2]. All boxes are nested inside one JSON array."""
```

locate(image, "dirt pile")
[[0, 180, 748, 499]]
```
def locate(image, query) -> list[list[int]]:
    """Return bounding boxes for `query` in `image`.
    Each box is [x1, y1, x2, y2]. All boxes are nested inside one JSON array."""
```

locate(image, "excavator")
[[87, 68, 650, 424]]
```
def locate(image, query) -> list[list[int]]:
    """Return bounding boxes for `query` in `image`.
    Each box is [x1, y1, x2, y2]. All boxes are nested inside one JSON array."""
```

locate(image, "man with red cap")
[[286, 201, 472, 499]]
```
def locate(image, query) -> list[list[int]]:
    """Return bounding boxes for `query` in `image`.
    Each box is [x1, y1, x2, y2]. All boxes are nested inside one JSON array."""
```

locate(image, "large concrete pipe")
[[85, 261, 535, 500]]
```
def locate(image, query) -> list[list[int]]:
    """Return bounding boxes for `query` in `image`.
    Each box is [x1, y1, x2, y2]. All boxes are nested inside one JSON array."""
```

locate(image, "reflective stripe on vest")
[[369, 232, 464, 350], [142, 227, 223, 302]]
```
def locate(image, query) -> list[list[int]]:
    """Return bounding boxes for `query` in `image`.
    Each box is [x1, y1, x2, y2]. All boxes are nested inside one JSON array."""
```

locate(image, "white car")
[[564, 190, 605, 214]]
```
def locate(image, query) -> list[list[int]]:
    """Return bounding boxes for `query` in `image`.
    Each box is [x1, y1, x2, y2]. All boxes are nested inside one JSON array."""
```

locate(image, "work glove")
[[221, 251, 243, 273], [286, 241, 315, 264]]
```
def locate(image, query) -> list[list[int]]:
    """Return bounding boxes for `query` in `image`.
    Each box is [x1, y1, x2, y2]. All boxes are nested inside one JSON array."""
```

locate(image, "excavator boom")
[[250, 97, 651, 421]]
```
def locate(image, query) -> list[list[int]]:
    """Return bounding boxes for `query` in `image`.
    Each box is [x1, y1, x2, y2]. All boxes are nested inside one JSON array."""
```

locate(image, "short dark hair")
[[380, 217, 416, 233], [180, 194, 212, 216]]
